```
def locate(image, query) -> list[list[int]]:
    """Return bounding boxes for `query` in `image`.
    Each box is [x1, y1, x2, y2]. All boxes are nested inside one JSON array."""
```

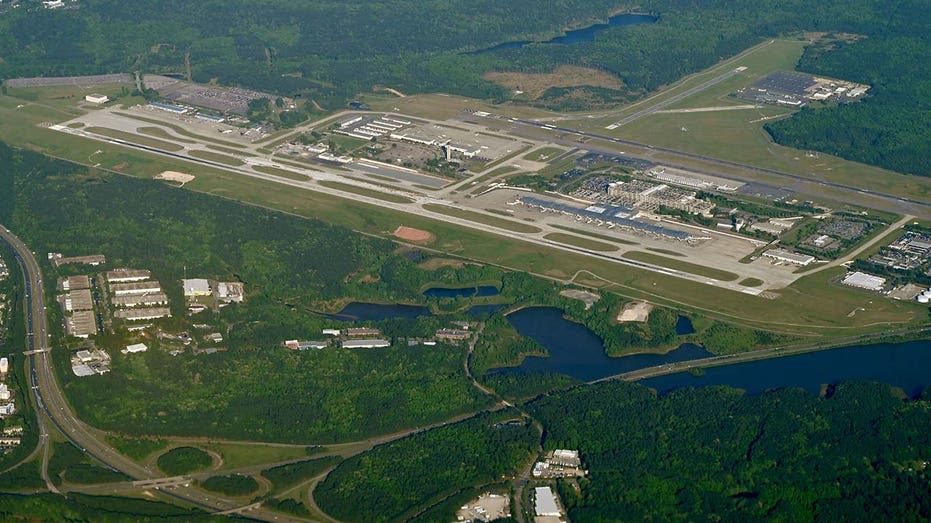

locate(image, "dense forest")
[[0, 492, 229, 522], [315, 411, 538, 522], [528, 380, 931, 522]]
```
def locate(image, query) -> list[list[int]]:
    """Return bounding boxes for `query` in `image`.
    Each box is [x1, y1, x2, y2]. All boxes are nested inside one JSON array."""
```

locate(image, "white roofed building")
[[762, 249, 815, 266], [534, 487, 562, 517], [341, 338, 391, 349], [842, 271, 886, 291], [125, 343, 148, 354], [182, 279, 211, 297], [84, 94, 109, 104]]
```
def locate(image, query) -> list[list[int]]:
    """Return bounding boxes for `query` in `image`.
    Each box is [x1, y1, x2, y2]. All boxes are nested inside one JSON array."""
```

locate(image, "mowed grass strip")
[[138, 126, 196, 144], [85, 126, 184, 152], [208, 144, 257, 157], [647, 247, 686, 257], [189, 149, 245, 166], [479, 144, 532, 172], [422, 204, 541, 234], [345, 176, 426, 197], [522, 146, 566, 161], [319, 180, 414, 204], [253, 165, 312, 181], [544, 232, 618, 252], [549, 224, 638, 245], [623, 250, 740, 281], [739, 277, 764, 287], [113, 111, 248, 148]]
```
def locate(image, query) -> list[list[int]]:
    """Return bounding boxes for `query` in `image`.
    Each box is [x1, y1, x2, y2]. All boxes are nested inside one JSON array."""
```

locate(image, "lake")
[[498, 307, 713, 382], [501, 306, 931, 396], [469, 13, 657, 54], [643, 340, 931, 397]]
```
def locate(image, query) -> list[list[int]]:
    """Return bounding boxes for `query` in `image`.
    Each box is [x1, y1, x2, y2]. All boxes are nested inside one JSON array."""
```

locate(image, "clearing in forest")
[[484, 65, 622, 99]]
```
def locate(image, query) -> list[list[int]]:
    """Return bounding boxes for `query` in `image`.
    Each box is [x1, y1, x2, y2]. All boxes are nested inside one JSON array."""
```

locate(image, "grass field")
[[579, 39, 797, 129], [253, 165, 312, 181], [327, 134, 369, 152], [318, 180, 415, 204], [663, 39, 808, 111], [739, 277, 764, 287], [486, 65, 622, 100], [623, 251, 740, 281], [84, 126, 184, 152], [544, 232, 618, 252], [422, 204, 542, 234], [6, 83, 133, 110], [522, 146, 567, 162], [188, 149, 245, 166], [477, 144, 533, 172], [465, 167, 520, 194], [198, 442, 310, 470], [208, 144, 257, 157], [346, 176, 427, 196], [646, 247, 686, 257]]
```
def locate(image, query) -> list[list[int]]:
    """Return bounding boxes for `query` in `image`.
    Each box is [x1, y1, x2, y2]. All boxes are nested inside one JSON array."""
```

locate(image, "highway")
[[0, 224, 307, 522]]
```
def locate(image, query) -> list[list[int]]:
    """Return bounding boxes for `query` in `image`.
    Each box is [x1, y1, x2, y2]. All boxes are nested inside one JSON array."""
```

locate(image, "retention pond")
[[500, 307, 931, 395]]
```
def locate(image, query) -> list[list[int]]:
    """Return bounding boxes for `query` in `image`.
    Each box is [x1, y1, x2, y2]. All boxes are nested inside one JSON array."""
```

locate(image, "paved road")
[[0, 224, 310, 522]]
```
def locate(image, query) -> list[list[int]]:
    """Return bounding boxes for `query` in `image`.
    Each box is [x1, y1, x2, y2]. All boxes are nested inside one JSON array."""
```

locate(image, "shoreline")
[[595, 325, 931, 385]]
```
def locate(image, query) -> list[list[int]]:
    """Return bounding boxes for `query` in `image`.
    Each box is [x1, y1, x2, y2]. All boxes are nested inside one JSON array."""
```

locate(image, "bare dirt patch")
[[392, 225, 435, 244], [617, 301, 653, 322], [155, 170, 196, 186], [560, 289, 601, 310], [484, 65, 622, 100]]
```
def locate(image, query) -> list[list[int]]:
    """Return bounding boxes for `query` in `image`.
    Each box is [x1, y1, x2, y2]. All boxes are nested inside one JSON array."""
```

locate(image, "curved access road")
[[0, 224, 311, 522]]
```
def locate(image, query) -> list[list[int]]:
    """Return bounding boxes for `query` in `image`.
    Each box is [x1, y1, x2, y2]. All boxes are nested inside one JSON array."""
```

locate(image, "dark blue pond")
[[423, 286, 500, 298], [643, 340, 931, 397], [676, 315, 695, 335], [469, 13, 657, 54], [497, 307, 713, 382]]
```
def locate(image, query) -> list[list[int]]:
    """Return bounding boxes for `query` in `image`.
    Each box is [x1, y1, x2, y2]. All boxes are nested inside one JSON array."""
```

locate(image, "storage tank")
[[918, 295, 930, 304]]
